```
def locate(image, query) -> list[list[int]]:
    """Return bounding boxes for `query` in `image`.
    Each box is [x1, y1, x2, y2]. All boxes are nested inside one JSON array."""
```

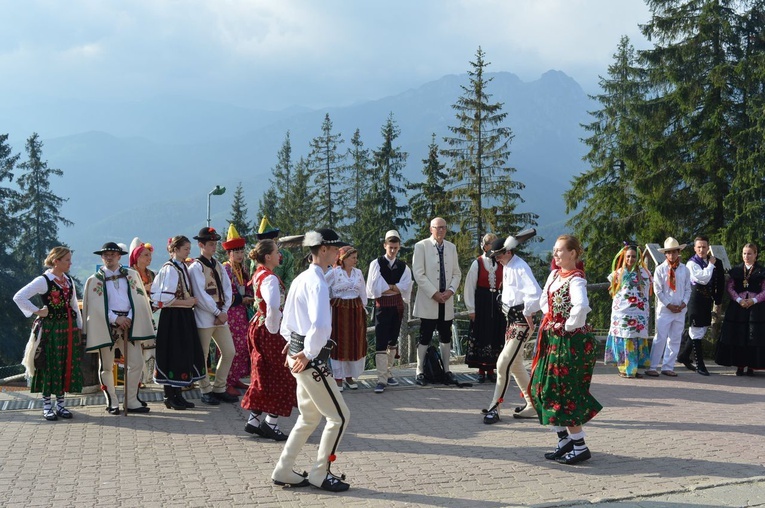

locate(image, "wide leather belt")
[[290, 332, 333, 364]]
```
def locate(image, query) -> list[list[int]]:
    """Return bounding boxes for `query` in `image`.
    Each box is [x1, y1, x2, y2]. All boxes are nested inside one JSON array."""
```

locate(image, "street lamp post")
[[207, 185, 226, 227]]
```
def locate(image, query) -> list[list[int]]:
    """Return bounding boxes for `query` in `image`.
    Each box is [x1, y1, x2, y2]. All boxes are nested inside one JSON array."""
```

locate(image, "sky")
[[0, 0, 653, 111]]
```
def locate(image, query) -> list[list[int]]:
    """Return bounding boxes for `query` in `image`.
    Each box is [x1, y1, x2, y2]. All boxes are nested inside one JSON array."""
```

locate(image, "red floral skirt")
[[240, 323, 296, 417]]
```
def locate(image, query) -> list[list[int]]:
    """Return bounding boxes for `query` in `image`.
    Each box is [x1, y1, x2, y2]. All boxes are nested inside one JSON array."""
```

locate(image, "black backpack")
[[422, 345, 445, 383]]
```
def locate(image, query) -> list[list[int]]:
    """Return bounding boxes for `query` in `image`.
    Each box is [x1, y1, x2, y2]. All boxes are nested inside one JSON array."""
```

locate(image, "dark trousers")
[[374, 306, 402, 352], [418, 304, 453, 345]]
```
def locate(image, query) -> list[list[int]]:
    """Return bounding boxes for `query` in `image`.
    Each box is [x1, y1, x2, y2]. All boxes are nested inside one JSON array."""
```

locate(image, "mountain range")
[[2, 70, 595, 279]]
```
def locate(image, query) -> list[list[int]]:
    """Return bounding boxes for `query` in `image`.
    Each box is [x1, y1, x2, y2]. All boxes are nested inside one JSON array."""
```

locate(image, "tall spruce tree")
[[227, 182, 253, 240], [258, 131, 292, 230], [639, 0, 742, 244], [345, 129, 373, 253], [0, 134, 25, 365], [442, 47, 536, 267], [308, 114, 346, 229], [408, 134, 457, 248], [14, 133, 72, 274], [281, 156, 318, 235]]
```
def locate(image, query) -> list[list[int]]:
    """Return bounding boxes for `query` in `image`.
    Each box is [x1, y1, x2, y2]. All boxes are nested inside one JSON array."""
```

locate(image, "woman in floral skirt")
[[14, 246, 83, 421], [604, 244, 652, 378], [530, 235, 602, 465]]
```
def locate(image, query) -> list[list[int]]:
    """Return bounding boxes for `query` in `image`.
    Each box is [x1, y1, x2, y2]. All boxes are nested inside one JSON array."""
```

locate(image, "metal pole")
[[207, 192, 212, 227]]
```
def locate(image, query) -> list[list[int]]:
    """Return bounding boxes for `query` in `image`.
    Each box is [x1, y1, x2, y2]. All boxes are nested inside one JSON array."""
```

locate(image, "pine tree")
[[227, 182, 253, 241], [345, 129, 373, 250], [442, 47, 536, 267], [258, 131, 292, 230], [0, 134, 25, 365], [281, 157, 318, 235], [14, 133, 73, 274], [408, 134, 457, 246], [308, 114, 346, 229]]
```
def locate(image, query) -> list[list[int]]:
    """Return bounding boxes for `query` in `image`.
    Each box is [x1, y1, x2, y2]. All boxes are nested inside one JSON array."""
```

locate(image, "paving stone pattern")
[[0, 363, 764, 507]]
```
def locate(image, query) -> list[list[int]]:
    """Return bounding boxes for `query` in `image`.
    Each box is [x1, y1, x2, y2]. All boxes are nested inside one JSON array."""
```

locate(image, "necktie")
[[436, 243, 446, 292]]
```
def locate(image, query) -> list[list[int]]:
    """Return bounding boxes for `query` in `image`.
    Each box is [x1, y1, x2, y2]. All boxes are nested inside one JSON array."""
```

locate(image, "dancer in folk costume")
[[151, 235, 206, 409], [530, 235, 602, 465], [129, 237, 156, 393], [325, 245, 368, 391], [464, 233, 505, 383], [604, 244, 652, 378], [646, 237, 692, 377], [366, 230, 412, 394], [271, 229, 351, 492], [254, 216, 295, 291], [82, 242, 155, 414], [222, 224, 254, 396], [241, 239, 297, 441], [14, 247, 84, 421], [481, 231, 541, 425]]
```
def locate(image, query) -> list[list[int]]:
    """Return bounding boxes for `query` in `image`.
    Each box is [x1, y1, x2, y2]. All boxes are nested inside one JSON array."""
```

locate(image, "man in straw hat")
[[366, 229, 412, 394], [271, 228, 351, 492], [188, 227, 239, 405], [412, 217, 462, 385], [82, 242, 155, 414], [646, 237, 692, 377], [481, 230, 541, 424]]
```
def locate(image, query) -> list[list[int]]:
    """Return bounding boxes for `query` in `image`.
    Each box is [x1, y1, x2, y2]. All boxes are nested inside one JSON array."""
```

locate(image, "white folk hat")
[[657, 237, 687, 252]]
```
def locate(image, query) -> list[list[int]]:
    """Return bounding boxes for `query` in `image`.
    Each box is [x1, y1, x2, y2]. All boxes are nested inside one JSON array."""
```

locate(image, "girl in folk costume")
[[604, 244, 652, 378], [14, 247, 84, 421], [716, 243, 765, 375], [150, 235, 206, 410], [464, 233, 505, 383], [129, 237, 156, 391], [222, 225, 254, 396], [325, 246, 368, 391], [530, 235, 602, 465], [241, 239, 296, 441]]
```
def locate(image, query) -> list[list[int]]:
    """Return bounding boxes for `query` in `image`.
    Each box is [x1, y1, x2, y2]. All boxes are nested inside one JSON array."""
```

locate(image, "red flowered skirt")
[[330, 297, 367, 362], [529, 329, 602, 427], [240, 323, 296, 417], [226, 304, 251, 386]]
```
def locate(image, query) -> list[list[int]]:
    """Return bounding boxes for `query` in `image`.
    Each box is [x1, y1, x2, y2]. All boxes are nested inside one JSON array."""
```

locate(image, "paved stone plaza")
[[1, 363, 764, 507]]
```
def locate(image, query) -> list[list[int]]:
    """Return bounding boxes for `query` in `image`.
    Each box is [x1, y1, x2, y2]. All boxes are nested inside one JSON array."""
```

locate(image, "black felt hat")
[[193, 227, 222, 242], [94, 242, 128, 256], [302, 228, 349, 248]]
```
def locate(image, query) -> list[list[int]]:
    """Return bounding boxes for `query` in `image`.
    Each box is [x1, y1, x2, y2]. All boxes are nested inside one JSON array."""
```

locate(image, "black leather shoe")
[[696, 366, 710, 376], [487, 372, 497, 383], [259, 420, 288, 441], [483, 409, 500, 425], [477, 373, 486, 384], [43, 409, 58, 421], [313, 473, 350, 492], [273, 471, 309, 488], [555, 448, 592, 465], [126, 406, 151, 414], [514, 402, 527, 414], [545, 440, 574, 460], [163, 397, 186, 410], [415, 374, 428, 386], [212, 391, 239, 403], [680, 359, 696, 371], [105, 406, 121, 415], [444, 371, 458, 384], [201, 393, 220, 405]]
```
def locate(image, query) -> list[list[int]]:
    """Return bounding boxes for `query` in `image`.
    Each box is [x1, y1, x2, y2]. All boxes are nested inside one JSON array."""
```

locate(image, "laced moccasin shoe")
[[43, 409, 58, 421], [272, 470, 310, 488], [55, 407, 73, 419], [555, 448, 592, 465], [314, 472, 350, 492], [105, 406, 121, 415], [483, 409, 500, 425], [244, 420, 264, 436], [259, 420, 288, 441], [544, 440, 574, 460], [513, 405, 537, 419]]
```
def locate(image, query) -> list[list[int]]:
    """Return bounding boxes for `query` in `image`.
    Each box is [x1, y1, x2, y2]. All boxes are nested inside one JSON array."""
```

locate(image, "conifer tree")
[[308, 114, 345, 229], [281, 157, 317, 236], [258, 131, 292, 230], [14, 133, 72, 274], [408, 134, 456, 247], [345, 129, 373, 251], [227, 182, 253, 241], [442, 47, 536, 268]]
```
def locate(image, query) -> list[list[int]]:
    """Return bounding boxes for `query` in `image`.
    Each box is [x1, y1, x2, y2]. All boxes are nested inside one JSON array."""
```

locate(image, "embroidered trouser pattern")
[[272, 357, 351, 487], [489, 322, 533, 413], [97, 336, 144, 410]]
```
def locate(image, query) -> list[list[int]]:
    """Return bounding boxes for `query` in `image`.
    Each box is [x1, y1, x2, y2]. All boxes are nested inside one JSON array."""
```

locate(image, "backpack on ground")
[[422, 345, 445, 383]]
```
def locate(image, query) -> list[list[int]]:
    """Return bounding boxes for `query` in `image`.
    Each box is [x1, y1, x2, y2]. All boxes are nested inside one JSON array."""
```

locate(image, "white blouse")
[[325, 266, 368, 305], [14, 270, 83, 329]]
